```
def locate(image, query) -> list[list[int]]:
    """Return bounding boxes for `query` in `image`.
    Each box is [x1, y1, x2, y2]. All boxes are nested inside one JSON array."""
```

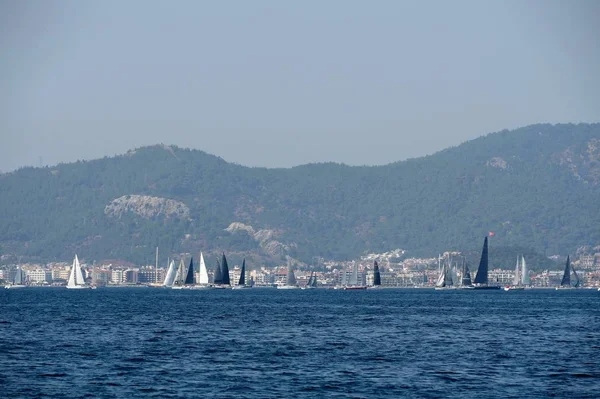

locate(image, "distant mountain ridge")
[[0, 123, 599, 267]]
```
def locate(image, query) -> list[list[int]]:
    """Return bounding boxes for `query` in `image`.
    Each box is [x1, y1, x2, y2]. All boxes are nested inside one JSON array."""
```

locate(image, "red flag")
[[488, 231, 495, 237]]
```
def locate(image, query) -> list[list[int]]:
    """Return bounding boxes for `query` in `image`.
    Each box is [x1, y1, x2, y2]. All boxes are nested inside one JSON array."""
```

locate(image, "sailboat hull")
[[504, 286, 525, 291], [472, 286, 501, 290], [190, 284, 212, 290], [232, 285, 251, 290], [343, 286, 367, 290], [66, 285, 90, 289], [4, 284, 27, 289], [277, 285, 300, 290]]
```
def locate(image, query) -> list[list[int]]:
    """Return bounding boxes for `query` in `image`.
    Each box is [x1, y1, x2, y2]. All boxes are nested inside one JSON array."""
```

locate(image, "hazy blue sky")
[[1, 0, 598, 171]]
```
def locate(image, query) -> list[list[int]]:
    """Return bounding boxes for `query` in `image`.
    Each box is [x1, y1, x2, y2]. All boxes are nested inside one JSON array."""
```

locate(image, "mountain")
[[1, 123, 599, 267]]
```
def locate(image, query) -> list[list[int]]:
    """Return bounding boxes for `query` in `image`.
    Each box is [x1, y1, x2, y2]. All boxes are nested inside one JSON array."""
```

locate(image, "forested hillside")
[[1, 123, 599, 266]]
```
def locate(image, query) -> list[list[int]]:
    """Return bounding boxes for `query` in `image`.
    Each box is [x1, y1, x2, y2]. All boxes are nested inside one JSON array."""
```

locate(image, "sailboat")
[[302, 271, 318, 289], [556, 255, 580, 290], [473, 237, 501, 290], [344, 261, 367, 290], [368, 260, 382, 289], [171, 258, 187, 289], [504, 255, 528, 291], [191, 252, 211, 289], [147, 247, 163, 287], [4, 266, 27, 289], [212, 253, 231, 288], [232, 259, 251, 289], [163, 259, 177, 287], [457, 258, 474, 289], [435, 257, 458, 290], [66, 255, 90, 289], [278, 258, 300, 289]]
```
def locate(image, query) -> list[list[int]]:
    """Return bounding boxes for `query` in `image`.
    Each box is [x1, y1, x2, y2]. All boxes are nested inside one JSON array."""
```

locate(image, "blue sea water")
[[1, 288, 599, 398]]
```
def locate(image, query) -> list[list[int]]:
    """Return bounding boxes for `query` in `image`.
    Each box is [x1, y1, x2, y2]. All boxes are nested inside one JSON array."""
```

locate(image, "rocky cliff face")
[[554, 138, 600, 185], [104, 195, 190, 219], [225, 222, 295, 257]]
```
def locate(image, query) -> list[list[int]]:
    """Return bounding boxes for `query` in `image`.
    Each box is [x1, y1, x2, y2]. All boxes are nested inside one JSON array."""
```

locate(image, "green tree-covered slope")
[[1, 123, 598, 265]]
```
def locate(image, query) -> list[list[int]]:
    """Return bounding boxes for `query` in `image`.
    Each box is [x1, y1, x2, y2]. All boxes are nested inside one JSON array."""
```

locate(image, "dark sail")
[[306, 272, 314, 287], [238, 259, 246, 286], [311, 272, 317, 287], [572, 264, 580, 288], [462, 262, 473, 287], [221, 253, 231, 285], [560, 255, 571, 287], [373, 261, 381, 286], [184, 257, 195, 284], [213, 259, 223, 284], [473, 237, 489, 285]]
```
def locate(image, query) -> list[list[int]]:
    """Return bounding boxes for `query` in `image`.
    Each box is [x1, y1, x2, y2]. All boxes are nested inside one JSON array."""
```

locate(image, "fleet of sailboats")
[[5, 243, 595, 291], [435, 256, 459, 290], [504, 255, 530, 291]]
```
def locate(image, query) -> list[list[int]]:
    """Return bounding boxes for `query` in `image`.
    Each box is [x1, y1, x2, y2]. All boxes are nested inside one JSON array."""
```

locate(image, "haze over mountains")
[[1, 123, 599, 267]]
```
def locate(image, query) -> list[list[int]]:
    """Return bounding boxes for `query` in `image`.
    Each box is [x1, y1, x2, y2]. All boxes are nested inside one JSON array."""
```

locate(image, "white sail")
[[435, 265, 446, 287], [198, 252, 209, 284], [348, 262, 358, 286], [173, 259, 185, 286], [521, 256, 530, 285], [67, 255, 88, 289], [163, 260, 176, 287], [75, 255, 85, 285], [513, 256, 521, 286], [14, 267, 24, 285], [67, 256, 79, 287], [341, 266, 348, 286], [450, 266, 459, 286]]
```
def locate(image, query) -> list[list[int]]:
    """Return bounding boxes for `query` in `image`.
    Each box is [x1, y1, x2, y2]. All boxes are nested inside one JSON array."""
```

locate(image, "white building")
[[26, 269, 52, 283]]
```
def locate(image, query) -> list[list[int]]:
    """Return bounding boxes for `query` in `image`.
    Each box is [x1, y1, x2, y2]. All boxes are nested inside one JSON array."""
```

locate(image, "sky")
[[1, 0, 599, 172]]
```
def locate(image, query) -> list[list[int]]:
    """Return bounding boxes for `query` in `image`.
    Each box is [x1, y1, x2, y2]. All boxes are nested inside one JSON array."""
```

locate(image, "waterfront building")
[[26, 269, 51, 283]]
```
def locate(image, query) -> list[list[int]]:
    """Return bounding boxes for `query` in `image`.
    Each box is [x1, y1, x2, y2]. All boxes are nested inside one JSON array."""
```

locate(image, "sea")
[[1, 288, 599, 398]]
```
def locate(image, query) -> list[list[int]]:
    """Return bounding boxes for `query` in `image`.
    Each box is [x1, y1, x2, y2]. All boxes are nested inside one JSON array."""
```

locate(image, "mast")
[[473, 237, 489, 285], [560, 255, 571, 287]]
